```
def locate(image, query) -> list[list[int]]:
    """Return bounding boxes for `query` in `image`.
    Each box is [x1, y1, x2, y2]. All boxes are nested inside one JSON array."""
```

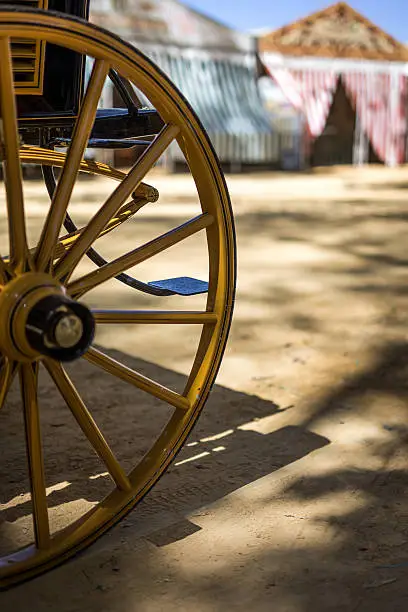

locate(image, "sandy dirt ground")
[[2, 165, 408, 611]]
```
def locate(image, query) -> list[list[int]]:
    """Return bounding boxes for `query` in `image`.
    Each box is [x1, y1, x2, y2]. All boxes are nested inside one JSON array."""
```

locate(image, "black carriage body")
[[9, 1, 90, 120], [2, 1, 163, 146]]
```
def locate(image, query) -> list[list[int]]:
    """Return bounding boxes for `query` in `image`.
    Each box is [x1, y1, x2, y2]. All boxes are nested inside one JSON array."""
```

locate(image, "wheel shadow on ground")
[[0, 348, 329, 554]]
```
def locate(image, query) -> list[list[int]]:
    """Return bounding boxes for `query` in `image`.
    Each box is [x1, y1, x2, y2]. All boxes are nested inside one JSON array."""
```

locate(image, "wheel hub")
[[0, 273, 95, 362]]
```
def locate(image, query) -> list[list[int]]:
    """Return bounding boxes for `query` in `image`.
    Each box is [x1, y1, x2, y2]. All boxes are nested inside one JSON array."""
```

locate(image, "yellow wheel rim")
[[0, 10, 235, 588]]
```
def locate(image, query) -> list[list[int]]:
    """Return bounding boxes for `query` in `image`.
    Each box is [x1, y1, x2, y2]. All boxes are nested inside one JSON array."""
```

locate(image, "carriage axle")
[[0, 273, 94, 362]]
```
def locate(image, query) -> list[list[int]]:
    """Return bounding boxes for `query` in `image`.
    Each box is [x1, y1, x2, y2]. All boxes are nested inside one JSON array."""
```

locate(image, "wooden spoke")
[[35, 59, 110, 271], [54, 123, 179, 282], [92, 310, 217, 325], [44, 359, 131, 492], [68, 213, 213, 297], [0, 37, 30, 272], [0, 358, 16, 413], [84, 347, 190, 411], [20, 363, 50, 550]]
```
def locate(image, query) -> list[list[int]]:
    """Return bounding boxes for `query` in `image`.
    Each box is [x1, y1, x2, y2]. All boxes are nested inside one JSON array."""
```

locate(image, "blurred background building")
[[90, 0, 286, 171], [89, 1, 408, 170]]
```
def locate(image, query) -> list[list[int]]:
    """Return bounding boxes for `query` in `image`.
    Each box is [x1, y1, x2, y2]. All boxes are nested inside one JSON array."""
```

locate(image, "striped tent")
[[258, 2, 408, 167], [90, 0, 279, 168], [132, 44, 276, 165], [263, 60, 408, 166]]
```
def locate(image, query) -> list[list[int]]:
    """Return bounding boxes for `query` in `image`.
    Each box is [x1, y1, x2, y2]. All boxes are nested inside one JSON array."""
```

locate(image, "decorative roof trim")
[[259, 2, 408, 62]]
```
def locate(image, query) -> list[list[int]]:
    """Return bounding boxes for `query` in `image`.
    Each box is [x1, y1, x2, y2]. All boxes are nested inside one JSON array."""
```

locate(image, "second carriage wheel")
[[0, 9, 235, 587]]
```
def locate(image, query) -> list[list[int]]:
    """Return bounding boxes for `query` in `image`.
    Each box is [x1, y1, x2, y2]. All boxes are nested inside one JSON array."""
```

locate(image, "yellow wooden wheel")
[[0, 10, 235, 588]]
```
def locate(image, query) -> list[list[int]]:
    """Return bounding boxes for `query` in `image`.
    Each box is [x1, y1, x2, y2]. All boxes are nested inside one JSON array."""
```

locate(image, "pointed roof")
[[258, 2, 408, 62]]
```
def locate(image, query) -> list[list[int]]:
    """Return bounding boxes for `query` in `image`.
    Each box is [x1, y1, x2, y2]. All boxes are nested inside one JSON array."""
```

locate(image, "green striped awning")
[[133, 45, 278, 164]]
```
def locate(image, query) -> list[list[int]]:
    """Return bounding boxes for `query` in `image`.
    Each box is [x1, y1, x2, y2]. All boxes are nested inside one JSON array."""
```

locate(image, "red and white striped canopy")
[[269, 69, 338, 138], [343, 72, 407, 165], [263, 60, 408, 166]]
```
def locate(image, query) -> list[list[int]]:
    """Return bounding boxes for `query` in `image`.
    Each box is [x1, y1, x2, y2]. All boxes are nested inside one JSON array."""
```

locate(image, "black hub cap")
[[25, 295, 95, 362]]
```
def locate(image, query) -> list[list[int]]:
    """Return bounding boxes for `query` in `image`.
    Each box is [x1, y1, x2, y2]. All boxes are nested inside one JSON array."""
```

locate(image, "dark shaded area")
[[312, 80, 356, 167], [312, 80, 380, 168]]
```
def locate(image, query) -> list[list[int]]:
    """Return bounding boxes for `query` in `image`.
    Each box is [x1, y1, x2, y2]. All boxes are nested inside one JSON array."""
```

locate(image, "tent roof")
[[258, 2, 408, 62], [90, 0, 253, 54]]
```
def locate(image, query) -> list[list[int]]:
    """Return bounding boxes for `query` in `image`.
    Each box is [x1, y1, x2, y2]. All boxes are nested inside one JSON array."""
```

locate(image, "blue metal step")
[[147, 277, 209, 296]]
